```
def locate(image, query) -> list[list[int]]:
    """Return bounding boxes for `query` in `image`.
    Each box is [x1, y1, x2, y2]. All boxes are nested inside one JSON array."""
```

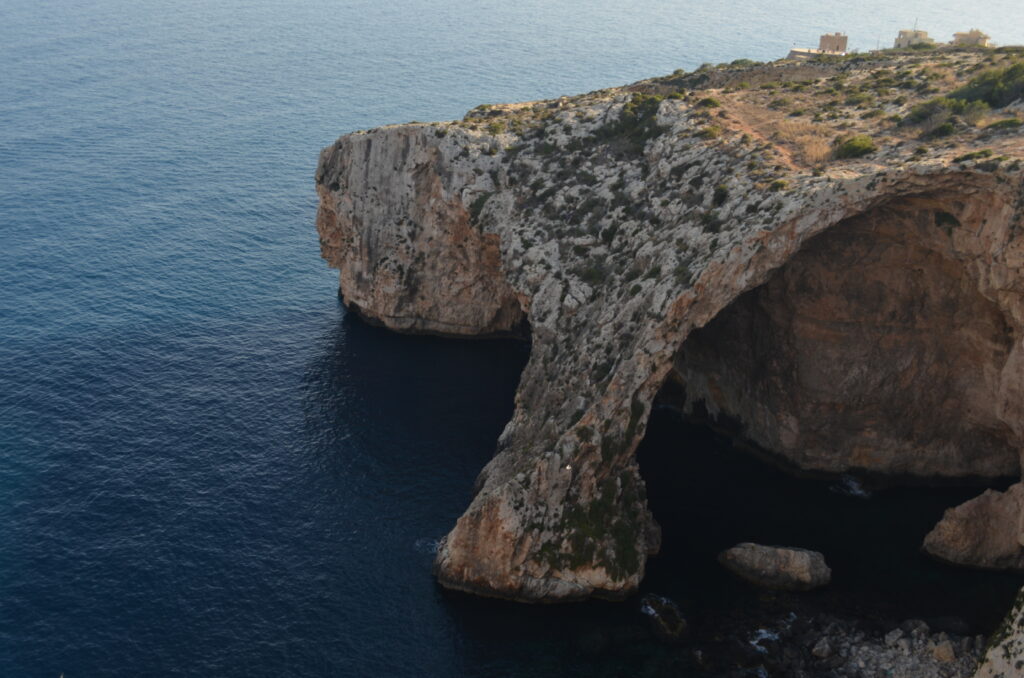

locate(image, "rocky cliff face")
[[316, 128, 525, 337], [316, 49, 1024, 602]]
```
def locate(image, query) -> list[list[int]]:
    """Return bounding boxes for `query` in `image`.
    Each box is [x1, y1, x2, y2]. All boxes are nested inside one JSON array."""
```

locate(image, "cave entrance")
[[636, 409, 1020, 634], [661, 196, 1020, 481], [635, 193, 1023, 636]]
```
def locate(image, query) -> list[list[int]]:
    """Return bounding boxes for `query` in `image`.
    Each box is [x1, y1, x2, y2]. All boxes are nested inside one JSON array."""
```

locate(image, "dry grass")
[[772, 120, 834, 165]]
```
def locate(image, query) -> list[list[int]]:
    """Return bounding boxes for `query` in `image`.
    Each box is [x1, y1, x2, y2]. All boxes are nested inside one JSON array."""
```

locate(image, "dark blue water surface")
[[3, 1, 1024, 676]]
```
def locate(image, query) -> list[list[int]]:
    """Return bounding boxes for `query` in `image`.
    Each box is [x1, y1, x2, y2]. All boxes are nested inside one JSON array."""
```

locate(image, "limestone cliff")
[[974, 587, 1024, 678], [316, 48, 1024, 602]]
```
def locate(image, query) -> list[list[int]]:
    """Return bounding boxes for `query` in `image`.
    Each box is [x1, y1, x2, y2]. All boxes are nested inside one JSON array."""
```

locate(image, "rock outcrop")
[[316, 127, 526, 337], [316, 49, 1024, 602], [925, 484, 1024, 570], [718, 543, 831, 591]]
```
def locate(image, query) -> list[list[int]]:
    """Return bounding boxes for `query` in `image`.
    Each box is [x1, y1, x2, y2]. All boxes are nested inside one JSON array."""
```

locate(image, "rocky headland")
[[316, 46, 1024, 675]]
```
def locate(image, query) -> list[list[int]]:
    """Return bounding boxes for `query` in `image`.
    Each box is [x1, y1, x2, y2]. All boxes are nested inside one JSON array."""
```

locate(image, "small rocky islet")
[[315, 45, 1024, 676]]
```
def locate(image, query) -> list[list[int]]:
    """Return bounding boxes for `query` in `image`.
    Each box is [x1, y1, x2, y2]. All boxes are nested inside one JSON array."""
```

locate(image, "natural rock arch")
[[317, 106, 1024, 603]]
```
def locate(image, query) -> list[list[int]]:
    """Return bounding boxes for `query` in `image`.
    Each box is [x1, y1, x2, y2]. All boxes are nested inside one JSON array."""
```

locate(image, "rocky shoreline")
[[702, 611, 985, 678]]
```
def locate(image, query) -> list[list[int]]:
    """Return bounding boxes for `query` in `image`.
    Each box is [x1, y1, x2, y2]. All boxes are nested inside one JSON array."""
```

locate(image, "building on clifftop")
[[894, 29, 935, 49], [818, 32, 848, 53], [787, 32, 848, 60], [952, 29, 991, 47]]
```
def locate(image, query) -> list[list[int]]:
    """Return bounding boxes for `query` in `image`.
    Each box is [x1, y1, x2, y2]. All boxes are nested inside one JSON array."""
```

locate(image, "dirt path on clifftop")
[[721, 95, 830, 170]]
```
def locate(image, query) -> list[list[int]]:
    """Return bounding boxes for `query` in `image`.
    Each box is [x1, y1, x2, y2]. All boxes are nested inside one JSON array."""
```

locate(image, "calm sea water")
[[3, 1, 1023, 676]]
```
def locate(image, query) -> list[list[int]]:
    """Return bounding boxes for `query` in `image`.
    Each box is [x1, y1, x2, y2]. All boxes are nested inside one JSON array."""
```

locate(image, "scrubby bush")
[[592, 93, 665, 156], [713, 184, 729, 206], [469, 192, 493, 223], [923, 121, 955, 138], [953, 148, 993, 162], [578, 259, 608, 285], [845, 92, 873, 107], [985, 118, 1022, 131], [833, 135, 876, 158], [696, 97, 722, 108], [908, 97, 991, 130], [950, 61, 1024, 108]]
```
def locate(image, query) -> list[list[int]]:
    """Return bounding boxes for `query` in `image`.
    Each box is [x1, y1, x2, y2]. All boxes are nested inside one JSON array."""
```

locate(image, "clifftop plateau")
[[316, 46, 1024, 616]]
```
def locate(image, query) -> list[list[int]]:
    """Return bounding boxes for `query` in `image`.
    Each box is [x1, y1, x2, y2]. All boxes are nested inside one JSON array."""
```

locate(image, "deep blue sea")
[[3, 1, 1024, 676]]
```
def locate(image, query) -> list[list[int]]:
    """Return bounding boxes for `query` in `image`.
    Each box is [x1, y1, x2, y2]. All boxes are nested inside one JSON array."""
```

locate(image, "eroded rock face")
[[718, 543, 831, 591], [316, 128, 525, 337], [316, 53, 1024, 601], [667, 198, 1022, 479], [924, 483, 1024, 570]]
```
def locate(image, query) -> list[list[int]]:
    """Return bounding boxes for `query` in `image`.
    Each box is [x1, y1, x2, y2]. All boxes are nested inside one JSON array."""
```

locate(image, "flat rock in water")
[[718, 542, 831, 591]]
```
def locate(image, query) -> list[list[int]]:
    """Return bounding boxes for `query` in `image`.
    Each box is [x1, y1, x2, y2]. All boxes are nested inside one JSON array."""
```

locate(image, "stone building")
[[952, 29, 991, 47], [818, 32, 848, 53], [894, 29, 935, 49], [787, 32, 848, 60]]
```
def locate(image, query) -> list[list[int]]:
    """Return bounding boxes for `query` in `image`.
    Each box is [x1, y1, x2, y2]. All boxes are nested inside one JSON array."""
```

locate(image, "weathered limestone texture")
[[316, 51, 1024, 601], [316, 128, 525, 337]]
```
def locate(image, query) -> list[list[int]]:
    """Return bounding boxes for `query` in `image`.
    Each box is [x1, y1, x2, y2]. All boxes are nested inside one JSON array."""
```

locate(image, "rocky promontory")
[[316, 45, 1024, 625]]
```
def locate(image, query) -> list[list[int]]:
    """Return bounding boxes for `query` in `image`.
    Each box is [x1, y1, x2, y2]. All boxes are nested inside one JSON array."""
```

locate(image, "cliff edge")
[[316, 48, 1024, 603]]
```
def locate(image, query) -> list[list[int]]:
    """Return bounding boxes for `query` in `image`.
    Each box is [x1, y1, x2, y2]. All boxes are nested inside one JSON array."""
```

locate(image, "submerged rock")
[[718, 543, 831, 591], [810, 636, 832, 658], [640, 593, 688, 643]]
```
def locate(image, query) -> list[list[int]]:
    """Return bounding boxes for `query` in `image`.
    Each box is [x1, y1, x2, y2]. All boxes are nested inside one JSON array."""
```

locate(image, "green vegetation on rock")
[[951, 60, 1024, 108], [833, 134, 876, 159]]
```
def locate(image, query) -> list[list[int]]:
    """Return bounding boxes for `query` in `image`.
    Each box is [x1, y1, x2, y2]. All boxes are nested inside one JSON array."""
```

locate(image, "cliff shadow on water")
[[637, 405, 1023, 637], [313, 314, 1021, 677], [398, 395, 1024, 678]]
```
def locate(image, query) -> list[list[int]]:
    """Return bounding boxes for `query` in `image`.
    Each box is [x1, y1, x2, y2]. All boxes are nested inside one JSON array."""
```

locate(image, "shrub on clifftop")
[[593, 93, 665, 156], [833, 135, 876, 159], [950, 60, 1024, 108]]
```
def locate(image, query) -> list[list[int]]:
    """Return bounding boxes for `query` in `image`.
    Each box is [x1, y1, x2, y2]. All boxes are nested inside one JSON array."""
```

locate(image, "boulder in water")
[[718, 543, 831, 591]]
